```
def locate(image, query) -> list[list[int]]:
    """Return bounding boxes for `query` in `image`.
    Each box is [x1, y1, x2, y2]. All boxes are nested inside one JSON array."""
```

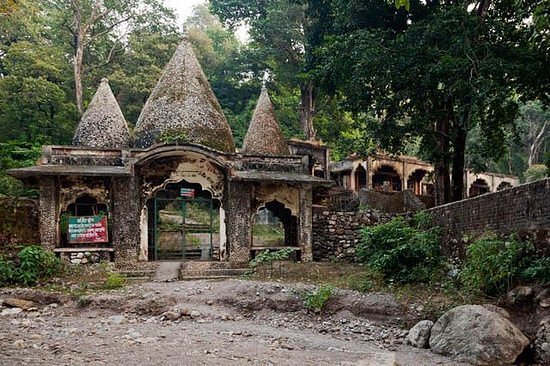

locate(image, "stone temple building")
[[9, 39, 331, 268]]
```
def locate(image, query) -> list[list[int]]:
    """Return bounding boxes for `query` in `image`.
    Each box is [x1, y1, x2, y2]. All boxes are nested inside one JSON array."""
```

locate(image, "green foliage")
[[521, 257, 550, 285], [0, 255, 16, 285], [347, 270, 384, 293], [16, 245, 62, 286], [460, 235, 535, 296], [253, 223, 284, 246], [356, 212, 443, 284], [524, 164, 548, 183], [303, 285, 334, 311], [249, 248, 295, 268], [102, 272, 126, 289]]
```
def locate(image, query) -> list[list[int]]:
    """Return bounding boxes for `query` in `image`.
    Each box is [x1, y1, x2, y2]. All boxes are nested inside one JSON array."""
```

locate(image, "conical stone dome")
[[241, 87, 289, 156], [72, 78, 130, 148], [133, 39, 235, 152]]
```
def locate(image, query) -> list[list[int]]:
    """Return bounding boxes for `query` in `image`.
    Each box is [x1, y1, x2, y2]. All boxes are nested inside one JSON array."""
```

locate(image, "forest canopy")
[[0, 0, 548, 201]]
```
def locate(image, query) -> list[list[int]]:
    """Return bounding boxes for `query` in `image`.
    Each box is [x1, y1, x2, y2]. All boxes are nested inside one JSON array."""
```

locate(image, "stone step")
[[180, 268, 249, 278]]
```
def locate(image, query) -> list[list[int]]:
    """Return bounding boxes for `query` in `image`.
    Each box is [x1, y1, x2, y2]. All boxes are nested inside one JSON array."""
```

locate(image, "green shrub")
[[524, 164, 548, 183], [356, 212, 443, 284], [102, 272, 126, 289], [16, 245, 62, 286], [521, 257, 550, 285], [304, 285, 334, 311], [249, 247, 295, 268], [460, 235, 534, 296], [0, 255, 16, 285]]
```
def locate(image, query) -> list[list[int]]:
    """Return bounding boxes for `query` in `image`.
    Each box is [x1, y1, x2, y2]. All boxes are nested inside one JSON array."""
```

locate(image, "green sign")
[[68, 216, 108, 244]]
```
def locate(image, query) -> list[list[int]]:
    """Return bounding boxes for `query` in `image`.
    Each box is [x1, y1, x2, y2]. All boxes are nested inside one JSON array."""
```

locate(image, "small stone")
[[13, 340, 25, 348], [162, 311, 181, 321], [190, 310, 201, 319], [77, 252, 84, 259], [4, 298, 37, 310], [1, 308, 23, 316], [108, 315, 126, 325], [206, 300, 214, 306]]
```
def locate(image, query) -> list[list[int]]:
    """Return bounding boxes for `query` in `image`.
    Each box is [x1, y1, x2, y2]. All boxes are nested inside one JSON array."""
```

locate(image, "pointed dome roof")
[[241, 87, 290, 156], [72, 78, 130, 148], [133, 39, 235, 152]]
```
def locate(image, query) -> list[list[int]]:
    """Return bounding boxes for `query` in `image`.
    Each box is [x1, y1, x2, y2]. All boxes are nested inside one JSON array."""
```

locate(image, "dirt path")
[[0, 279, 469, 365]]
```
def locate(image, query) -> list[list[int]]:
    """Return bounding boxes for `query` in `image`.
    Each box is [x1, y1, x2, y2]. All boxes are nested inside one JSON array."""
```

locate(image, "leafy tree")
[[315, 0, 547, 203]]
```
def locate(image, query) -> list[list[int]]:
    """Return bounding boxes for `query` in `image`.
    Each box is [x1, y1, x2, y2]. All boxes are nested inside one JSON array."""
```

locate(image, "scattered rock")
[[535, 317, 550, 364], [536, 288, 550, 308], [429, 305, 529, 365], [1, 308, 23, 317], [190, 310, 201, 319], [162, 311, 181, 321], [406, 320, 433, 348], [3, 298, 38, 310], [108, 315, 126, 325], [506, 286, 534, 305]]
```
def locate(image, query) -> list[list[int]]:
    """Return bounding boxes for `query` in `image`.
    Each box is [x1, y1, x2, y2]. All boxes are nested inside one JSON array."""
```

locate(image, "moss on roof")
[[72, 79, 130, 148], [241, 87, 290, 156], [133, 39, 235, 152]]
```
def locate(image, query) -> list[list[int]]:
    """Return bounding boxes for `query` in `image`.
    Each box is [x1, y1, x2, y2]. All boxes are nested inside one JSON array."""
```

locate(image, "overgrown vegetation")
[[249, 247, 295, 269], [303, 285, 334, 312], [0, 245, 62, 286], [460, 234, 548, 296], [356, 212, 443, 284], [102, 272, 127, 289]]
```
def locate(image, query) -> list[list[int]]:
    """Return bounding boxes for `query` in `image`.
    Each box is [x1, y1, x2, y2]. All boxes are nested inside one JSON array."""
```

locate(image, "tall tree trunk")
[[74, 29, 85, 116], [300, 80, 316, 140], [434, 117, 451, 205], [451, 126, 467, 202], [528, 120, 547, 166]]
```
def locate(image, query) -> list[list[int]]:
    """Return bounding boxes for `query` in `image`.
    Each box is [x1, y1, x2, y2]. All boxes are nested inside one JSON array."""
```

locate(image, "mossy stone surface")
[[133, 39, 235, 153]]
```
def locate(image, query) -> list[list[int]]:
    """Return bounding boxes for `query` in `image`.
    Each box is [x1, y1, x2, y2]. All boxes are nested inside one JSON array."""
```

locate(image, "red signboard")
[[68, 216, 109, 243]]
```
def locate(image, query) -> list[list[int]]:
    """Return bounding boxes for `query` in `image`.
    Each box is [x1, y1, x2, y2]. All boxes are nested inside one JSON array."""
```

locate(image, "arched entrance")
[[373, 165, 402, 192], [469, 178, 490, 197], [252, 200, 299, 260], [407, 169, 429, 195], [354, 165, 367, 190], [146, 180, 220, 261]]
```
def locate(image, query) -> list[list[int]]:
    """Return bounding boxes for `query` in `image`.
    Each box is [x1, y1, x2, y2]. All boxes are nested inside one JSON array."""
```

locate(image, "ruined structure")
[[9, 39, 331, 268], [331, 154, 519, 201]]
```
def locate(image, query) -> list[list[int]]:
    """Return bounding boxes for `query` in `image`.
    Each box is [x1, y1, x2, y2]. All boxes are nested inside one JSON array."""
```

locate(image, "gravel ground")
[[0, 279, 470, 366]]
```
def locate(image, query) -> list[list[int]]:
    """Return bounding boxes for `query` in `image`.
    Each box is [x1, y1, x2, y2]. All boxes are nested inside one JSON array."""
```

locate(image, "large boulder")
[[406, 320, 433, 348], [429, 305, 529, 365]]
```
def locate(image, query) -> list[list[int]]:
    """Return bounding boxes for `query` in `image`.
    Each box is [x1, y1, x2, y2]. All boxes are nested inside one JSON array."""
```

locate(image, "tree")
[[49, 0, 178, 115], [315, 0, 547, 203], [211, 0, 318, 140]]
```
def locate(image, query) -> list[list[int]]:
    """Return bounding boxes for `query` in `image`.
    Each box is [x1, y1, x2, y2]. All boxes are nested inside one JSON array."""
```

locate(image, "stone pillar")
[[225, 181, 252, 265], [111, 176, 140, 268], [298, 186, 313, 261], [39, 176, 58, 250]]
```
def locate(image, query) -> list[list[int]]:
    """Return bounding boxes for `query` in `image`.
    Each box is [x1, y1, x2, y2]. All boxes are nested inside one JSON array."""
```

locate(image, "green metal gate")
[[151, 197, 215, 261]]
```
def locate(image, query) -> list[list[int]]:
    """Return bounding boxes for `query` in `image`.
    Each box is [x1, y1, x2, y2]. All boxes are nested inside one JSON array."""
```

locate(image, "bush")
[[303, 285, 334, 311], [521, 257, 550, 285], [524, 164, 548, 183], [0, 255, 16, 285], [460, 235, 535, 296], [16, 245, 62, 286], [356, 212, 443, 284], [102, 272, 126, 289], [0, 245, 62, 287]]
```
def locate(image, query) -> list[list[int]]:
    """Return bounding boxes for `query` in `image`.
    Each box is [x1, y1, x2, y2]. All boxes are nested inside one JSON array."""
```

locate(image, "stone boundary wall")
[[0, 196, 40, 246], [428, 178, 550, 258], [312, 207, 394, 261]]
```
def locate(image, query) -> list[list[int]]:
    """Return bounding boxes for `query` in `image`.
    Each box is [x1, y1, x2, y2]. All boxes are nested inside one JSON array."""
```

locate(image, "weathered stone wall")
[[0, 197, 40, 245], [312, 207, 394, 261], [428, 178, 550, 258]]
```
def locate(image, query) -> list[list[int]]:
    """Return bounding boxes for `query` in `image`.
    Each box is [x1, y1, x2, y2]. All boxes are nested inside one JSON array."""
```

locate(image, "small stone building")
[[9, 40, 331, 268]]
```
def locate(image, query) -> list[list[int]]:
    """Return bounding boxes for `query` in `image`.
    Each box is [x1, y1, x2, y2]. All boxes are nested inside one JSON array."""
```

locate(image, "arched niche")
[[252, 200, 298, 253], [469, 178, 490, 197], [372, 165, 402, 192]]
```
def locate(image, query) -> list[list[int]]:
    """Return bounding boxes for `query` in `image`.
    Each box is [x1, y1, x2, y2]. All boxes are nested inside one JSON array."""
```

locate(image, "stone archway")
[[135, 147, 229, 262]]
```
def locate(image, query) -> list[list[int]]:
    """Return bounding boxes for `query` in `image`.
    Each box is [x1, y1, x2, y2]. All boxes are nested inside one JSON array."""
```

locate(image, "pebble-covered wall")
[[0, 197, 40, 245], [312, 207, 394, 261]]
